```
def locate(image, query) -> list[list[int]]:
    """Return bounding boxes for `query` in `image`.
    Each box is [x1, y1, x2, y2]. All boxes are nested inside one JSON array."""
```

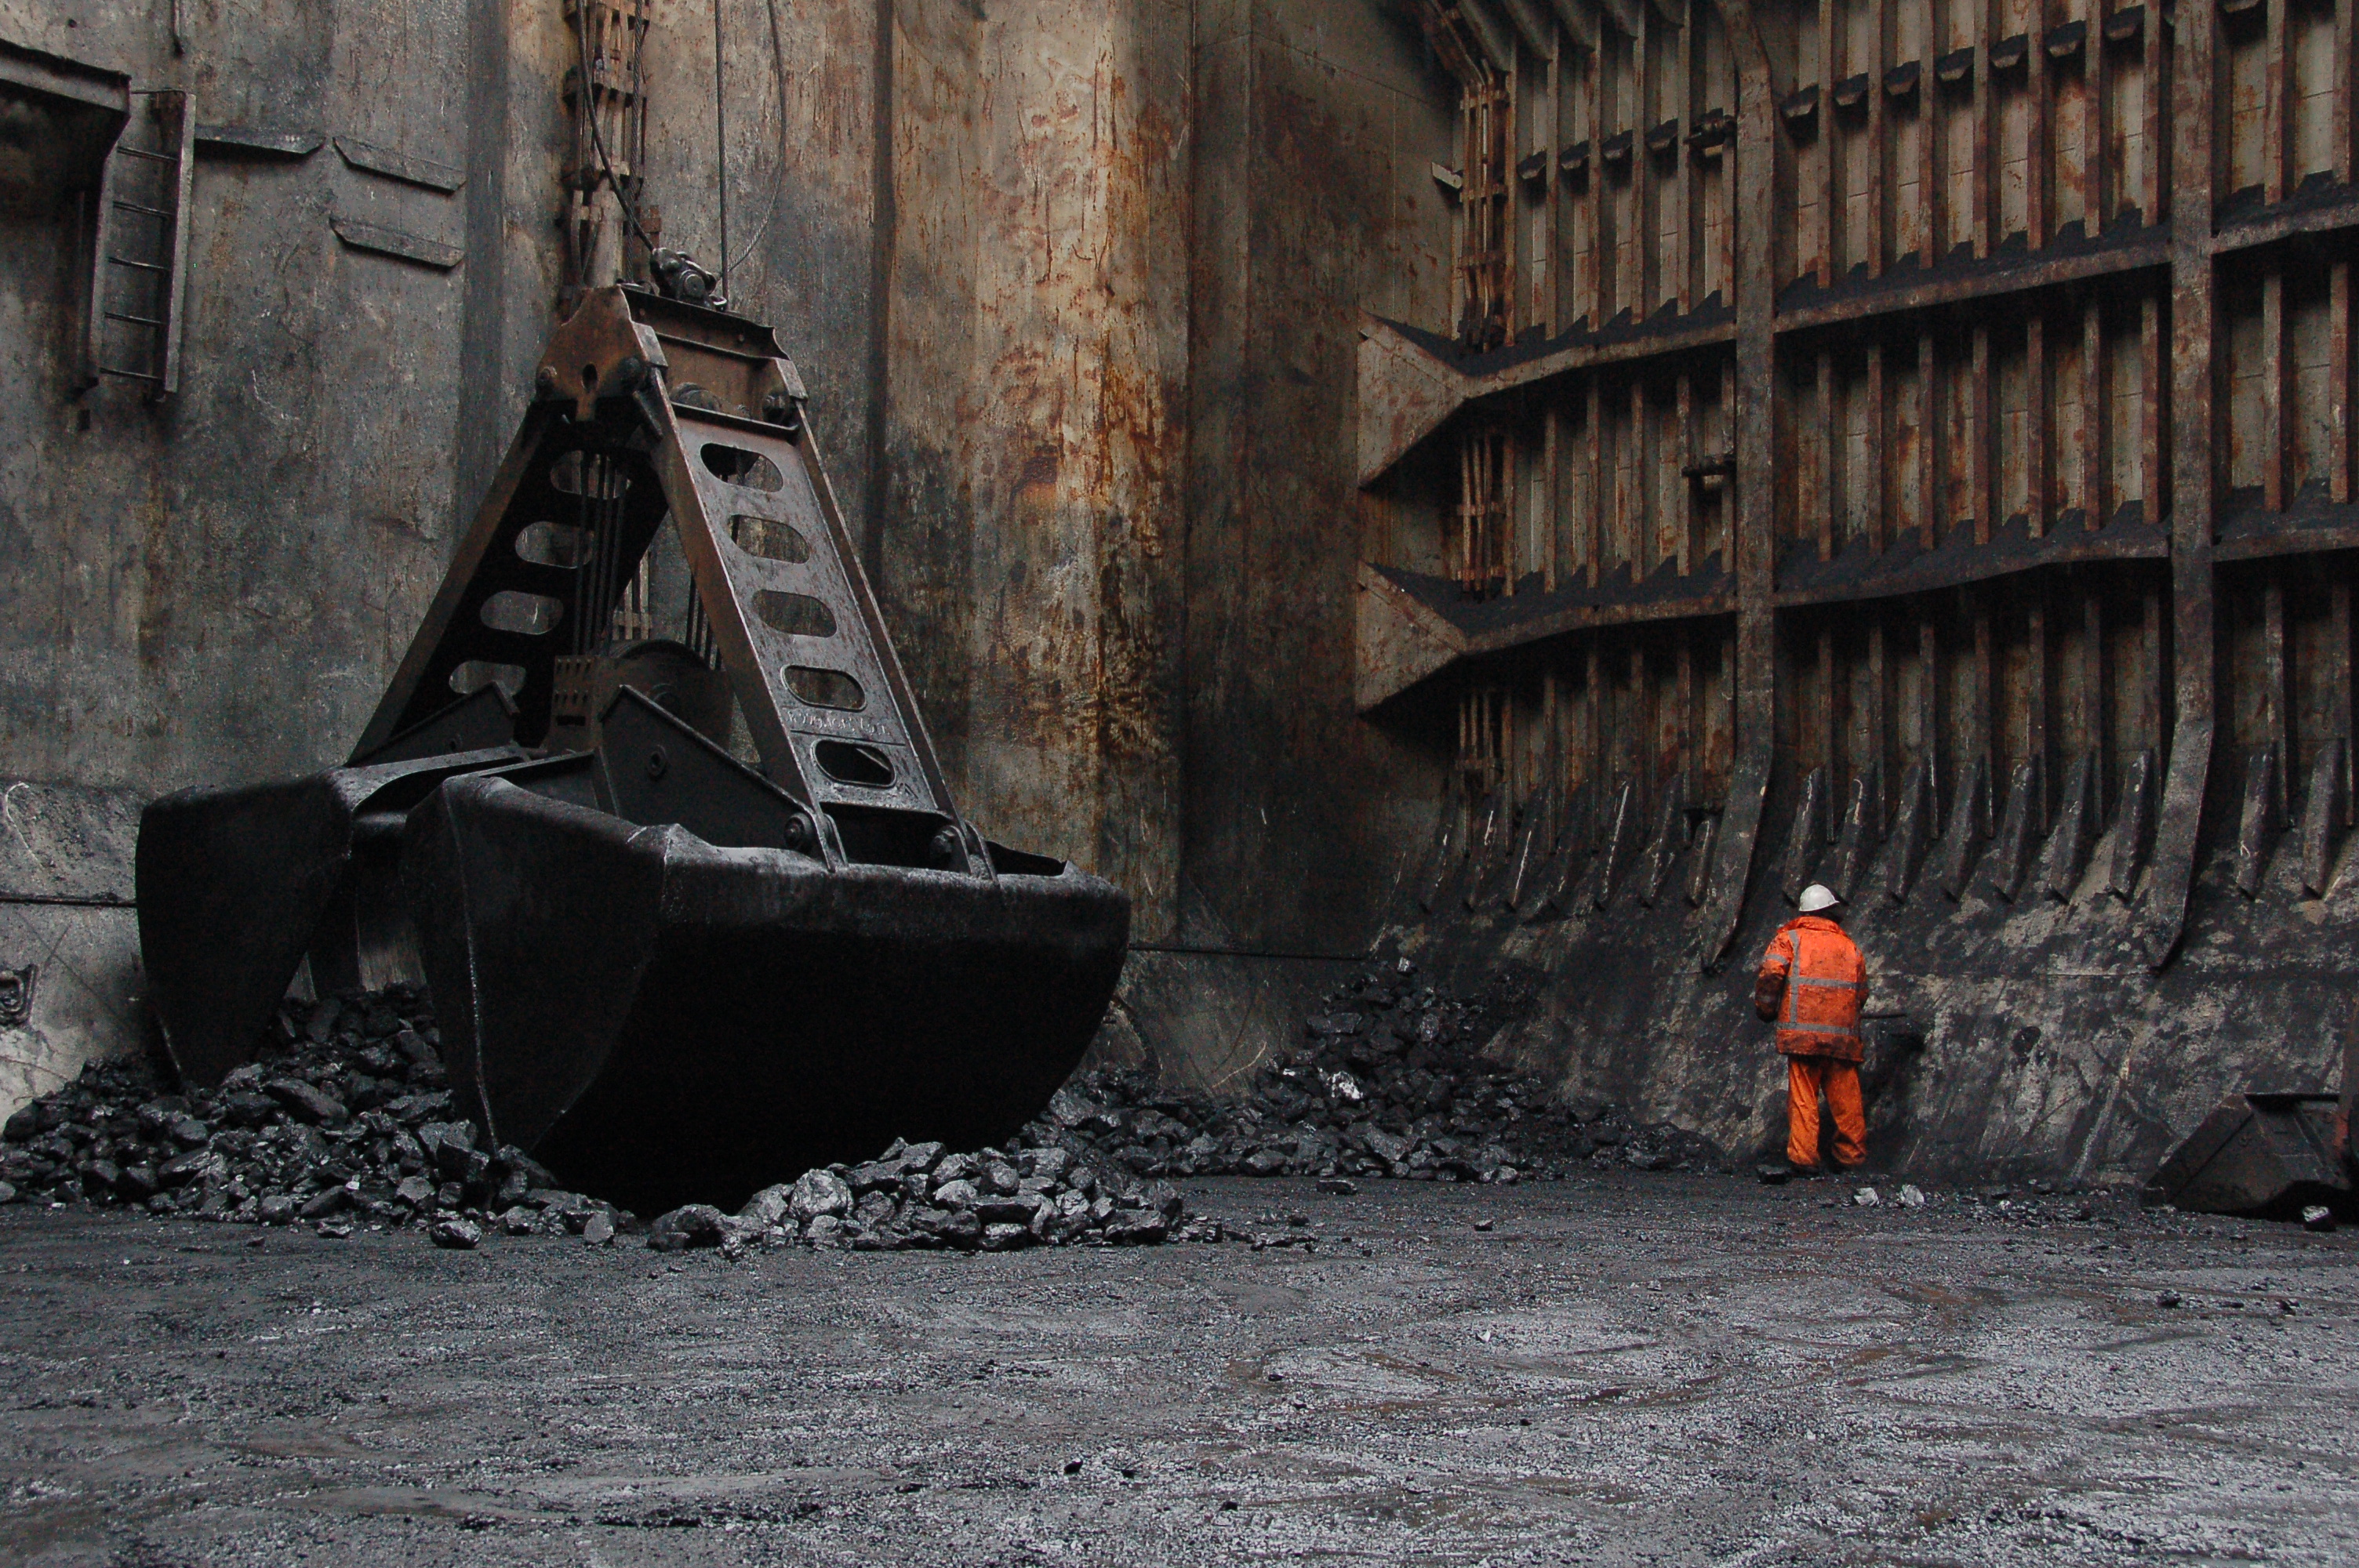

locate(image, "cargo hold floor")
[[0, 1173, 2351, 1567]]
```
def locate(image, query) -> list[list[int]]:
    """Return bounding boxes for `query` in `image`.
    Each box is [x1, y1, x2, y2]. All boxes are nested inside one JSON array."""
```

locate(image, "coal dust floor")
[[2, 1176, 2353, 1568]]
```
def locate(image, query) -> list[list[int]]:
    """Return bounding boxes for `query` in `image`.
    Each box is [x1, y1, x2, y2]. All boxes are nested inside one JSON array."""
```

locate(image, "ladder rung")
[[95, 364, 164, 383], [111, 200, 172, 217], [107, 254, 169, 272], [104, 310, 166, 326], [117, 147, 178, 163]]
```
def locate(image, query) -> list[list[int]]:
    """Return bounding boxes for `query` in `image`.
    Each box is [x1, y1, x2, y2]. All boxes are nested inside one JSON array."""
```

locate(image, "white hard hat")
[[1797, 884, 1840, 914]]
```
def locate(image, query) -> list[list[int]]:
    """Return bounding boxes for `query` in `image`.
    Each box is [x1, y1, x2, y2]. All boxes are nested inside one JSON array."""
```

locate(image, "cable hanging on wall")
[[713, 0, 730, 305]]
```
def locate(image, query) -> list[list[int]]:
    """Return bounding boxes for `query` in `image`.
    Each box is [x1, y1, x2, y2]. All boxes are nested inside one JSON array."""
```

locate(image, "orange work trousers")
[[1786, 1056, 1866, 1169]]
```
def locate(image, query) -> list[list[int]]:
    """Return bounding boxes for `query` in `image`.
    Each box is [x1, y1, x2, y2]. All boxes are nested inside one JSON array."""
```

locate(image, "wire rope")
[[713, 0, 729, 302]]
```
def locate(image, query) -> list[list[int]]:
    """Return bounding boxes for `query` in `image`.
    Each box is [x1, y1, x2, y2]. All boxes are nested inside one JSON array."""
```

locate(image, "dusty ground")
[[0, 1173, 2352, 1567]]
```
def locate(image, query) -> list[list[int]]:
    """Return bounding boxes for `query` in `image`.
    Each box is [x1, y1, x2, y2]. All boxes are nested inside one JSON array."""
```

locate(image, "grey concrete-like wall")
[[0, 0, 551, 1109]]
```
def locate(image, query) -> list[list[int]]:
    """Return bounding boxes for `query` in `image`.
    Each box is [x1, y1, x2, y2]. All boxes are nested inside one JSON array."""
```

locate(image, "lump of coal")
[[0, 957, 1721, 1261], [738, 1183, 794, 1229], [788, 1168, 853, 1224], [731, 1133, 1189, 1254], [430, 1217, 483, 1250], [647, 1204, 729, 1253]]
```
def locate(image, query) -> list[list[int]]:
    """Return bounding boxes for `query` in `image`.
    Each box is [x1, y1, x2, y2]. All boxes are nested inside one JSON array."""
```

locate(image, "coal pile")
[[0, 985, 1193, 1252], [0, 960, 1721, 1251], [0, 987, 627, 1243], [650, 1137, 1200, 1257], [1032, 958, 1727, 1183]]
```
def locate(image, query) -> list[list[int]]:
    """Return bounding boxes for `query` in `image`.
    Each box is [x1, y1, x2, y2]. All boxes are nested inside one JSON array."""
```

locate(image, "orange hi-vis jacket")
[[1757, 915, 1866, 1062]]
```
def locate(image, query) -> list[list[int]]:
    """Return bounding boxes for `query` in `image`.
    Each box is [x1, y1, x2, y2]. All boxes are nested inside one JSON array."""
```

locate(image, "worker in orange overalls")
[[1754, 883, 1868, 1174]]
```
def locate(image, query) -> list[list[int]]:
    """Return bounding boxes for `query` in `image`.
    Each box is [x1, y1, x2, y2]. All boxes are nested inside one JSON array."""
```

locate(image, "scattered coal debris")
[[650, 1138, 1198, 1257], [0, 987, 628, 1243], [1035, 958, 1728, 1184], [0, 985, 1192, 1254], [0, 958, 1725, 1253]]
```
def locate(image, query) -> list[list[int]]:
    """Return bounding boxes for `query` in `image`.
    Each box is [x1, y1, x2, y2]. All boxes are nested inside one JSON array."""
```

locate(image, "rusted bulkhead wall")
[[876, 0, 1190, 940], [1358, 0, 2359, 1181], [1101, 2, 1458, 1093], [864, 2, 1461, 1091], [20, 0, 2335, 1189], [1182, 3, 1457, 955]]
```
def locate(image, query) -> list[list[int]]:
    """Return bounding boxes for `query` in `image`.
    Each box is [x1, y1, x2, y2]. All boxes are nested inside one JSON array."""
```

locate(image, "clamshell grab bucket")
[[136, 286, 1129, 1206]]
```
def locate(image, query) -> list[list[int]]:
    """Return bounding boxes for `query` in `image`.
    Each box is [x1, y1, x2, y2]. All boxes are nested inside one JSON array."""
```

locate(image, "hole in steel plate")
[[449, 660, 526, 699], [730, 514, 812, 562], [782, 666, 864, 711], [814, 739, 894, 788], [701, 443, 783, 492], [752, 590, 836, 639], [478, 590, 565, 636], [547, 451, 627, 498], [514, 521, 592, 568]]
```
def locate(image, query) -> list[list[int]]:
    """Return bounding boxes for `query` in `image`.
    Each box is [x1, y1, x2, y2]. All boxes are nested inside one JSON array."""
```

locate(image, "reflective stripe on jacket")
[[1757, 915, 1866, 1062]]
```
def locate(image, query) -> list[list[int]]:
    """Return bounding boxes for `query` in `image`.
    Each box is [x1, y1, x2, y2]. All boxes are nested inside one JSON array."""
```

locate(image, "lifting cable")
[[713, 0, 729, 303], [725, 0, 794, 281]]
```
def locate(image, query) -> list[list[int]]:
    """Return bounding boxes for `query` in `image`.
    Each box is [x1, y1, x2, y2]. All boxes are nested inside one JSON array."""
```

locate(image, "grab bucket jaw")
[[405, 746, 1125, 1213]]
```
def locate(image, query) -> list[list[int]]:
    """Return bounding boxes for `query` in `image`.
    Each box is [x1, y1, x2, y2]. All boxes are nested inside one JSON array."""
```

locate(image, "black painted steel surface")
[[406, 764, 1125, 1213]]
